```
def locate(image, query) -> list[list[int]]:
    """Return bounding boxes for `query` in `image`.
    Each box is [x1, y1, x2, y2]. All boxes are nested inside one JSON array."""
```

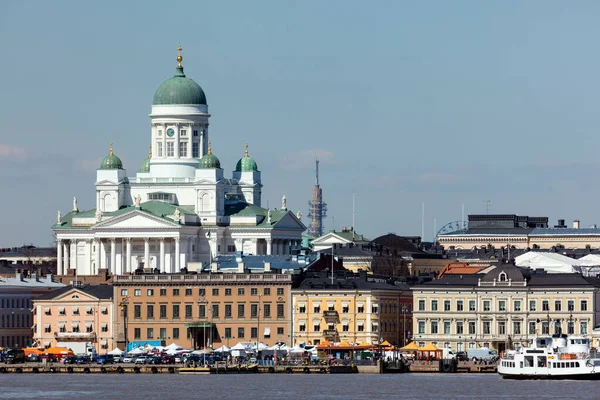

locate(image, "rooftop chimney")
[[237, 262, 245, 273], [573, 220, 580, 229], [264, 262, 271, 272], [211, 262, 218, 273]]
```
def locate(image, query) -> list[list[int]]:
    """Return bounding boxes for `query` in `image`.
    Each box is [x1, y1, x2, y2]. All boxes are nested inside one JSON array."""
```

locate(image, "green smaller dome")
[[139, 146, 151, 172], [100, 142, 123, 170], [199, 143, 221, 169], [235, 144, 259, 172]]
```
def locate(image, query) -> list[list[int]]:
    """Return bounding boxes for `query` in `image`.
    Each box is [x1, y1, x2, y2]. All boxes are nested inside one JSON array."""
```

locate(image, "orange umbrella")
[[23, 348, 43, 356]]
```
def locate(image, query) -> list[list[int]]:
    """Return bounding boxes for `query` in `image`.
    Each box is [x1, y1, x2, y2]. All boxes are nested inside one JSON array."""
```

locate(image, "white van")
[[467, 347, 497, 361], [442, 348, 456, 360]]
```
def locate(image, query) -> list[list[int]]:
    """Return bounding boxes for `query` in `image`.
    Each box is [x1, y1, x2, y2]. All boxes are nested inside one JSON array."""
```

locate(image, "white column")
[[101, 241, 107, 269], [266, 239, 272, 256], [180, 238, 188, 269], [56, 240, 63, 275], [126, 239, 132, 273], [175, 238, 180, 271], [88, 240, 93, 275], [110, 239, 116, 274], [144, 238, 150, 269], [64, 242, 70, 271], [73, 240, 78, 272], [95, 240, 101, 271], [160, 239, 165, 273]]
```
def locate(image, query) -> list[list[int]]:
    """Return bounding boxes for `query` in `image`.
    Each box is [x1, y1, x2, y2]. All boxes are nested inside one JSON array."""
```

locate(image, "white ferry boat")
[[498, 335, 600, 380]]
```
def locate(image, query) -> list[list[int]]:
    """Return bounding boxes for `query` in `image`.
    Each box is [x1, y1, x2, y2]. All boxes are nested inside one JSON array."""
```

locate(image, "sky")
[[1, 1, 600, 247]]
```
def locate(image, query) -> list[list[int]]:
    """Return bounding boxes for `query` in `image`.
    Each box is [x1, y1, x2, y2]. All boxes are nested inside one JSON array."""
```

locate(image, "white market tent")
[[577, 254, 600, 276], [129, 347, 145, 355], [108, 348, 124, 356], [515, 252, 583, 273], [230, 342, 247, 357], [214, 345, 230, 353]]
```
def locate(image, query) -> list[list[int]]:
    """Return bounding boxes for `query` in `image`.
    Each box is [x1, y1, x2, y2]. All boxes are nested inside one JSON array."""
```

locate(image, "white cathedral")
[[54, 47, 306, 277]]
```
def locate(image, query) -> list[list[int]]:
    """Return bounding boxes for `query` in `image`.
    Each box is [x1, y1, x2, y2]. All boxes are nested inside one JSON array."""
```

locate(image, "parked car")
[[134, 355, 148, 364], [75, 355, 92, 364], [27, 354, 41, 363], [122, 356, 134, 363], [4, 349, 26, 364], [456, 351, 469, 361], [161, 355, 175, 364], [96, 354, 115, 365], [62, 356, 76, 364]]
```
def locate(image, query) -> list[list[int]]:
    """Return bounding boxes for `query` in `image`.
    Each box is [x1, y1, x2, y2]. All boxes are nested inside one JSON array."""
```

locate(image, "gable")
[[54, 289, 100, 302], [273, 212, 306, 230], [312, 232, 352, 245], [94, 211, 178, 230]]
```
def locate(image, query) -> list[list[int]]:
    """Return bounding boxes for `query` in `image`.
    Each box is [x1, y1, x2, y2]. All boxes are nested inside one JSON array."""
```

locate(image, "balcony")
[[323, 329, 338, 337], [323, 310, 339, 322]]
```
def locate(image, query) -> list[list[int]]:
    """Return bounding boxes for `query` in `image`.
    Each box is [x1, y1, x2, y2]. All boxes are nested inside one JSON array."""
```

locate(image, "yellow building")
[[412, 265, 600, 352], [291, 271, 412, 347]]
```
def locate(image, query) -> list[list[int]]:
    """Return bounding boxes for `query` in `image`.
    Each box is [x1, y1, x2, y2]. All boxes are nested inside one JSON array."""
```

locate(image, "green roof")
[[153, 67, 207, 106], [332, 229, 369, 242], [235, 146, 259, 172], [139, 156, 151, 172], [199, 152, 221, 169], [100, 144, 123, 170]]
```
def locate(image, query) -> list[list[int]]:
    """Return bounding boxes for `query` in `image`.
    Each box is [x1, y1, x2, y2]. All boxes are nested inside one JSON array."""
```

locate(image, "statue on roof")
[[281, 195, 287, 210], [296, 211, 302, 220], [73, 197, 79, 213], [174, 208, 181, 222], [134, 194, 142, 208], [57, 210, 62, 224], [267, 209, 272, 224], [95, 209, 102, 222]]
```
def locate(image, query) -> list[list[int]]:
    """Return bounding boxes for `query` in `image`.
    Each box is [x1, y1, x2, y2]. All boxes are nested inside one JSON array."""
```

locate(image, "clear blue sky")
[[1, 0, 600, 247]]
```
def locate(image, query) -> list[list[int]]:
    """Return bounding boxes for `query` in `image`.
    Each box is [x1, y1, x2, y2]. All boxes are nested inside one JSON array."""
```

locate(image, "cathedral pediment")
[[273, 212, 307, 231], [93, 210, 180, 230]]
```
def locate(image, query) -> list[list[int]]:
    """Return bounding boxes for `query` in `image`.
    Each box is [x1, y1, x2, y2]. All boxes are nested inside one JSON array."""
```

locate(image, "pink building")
[[32, 285, 116, 354]]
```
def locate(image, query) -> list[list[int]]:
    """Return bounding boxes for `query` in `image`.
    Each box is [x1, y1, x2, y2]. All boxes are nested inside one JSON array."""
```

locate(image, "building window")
[[157, 142, 163, 157], [121, 289, 128, 296], [542, 300, 549, 311], [263, 304, 271, 318], [134, 289, 141, 297], [44, 325, 51, 333], [498, 321, 506, 335], [277, 288, 284, 296], [483, 301, 491, 312], [469, 300, 476, 312], [418, 321, 425, 334], [431, 321, 438, 334], [192, 142, 199, 158], [193, 130, 198, 137], [342, 305, 349, 313], [468, 321, 476, 335], [567, 300, 574, 312], [134, 328, 141, 339], [568, 321, 574, 335], [483, 321, 491, 335], [580, 321, 588, 335], [542, 321, 549, 335], [173, 328, 180, 339], [158, 129, 162, 137], [147, 305, 154, 319], [513, 300, 521, 312], [277, 304, 284, 318], [456, 321, 464, 335], [298, 305, 306, 313], [159, 328, 167, 340], [238, 288, 245, 296], [147, 328, 154, 339], [251, 304, 258, 318], [529, 300, 536, 311], [227, 245, 235, 253], [498, 300, 506, 312], [185, 304, 193, 319], [418, 300, 425, 311], [251, 288, 258, 296], [212, 288, 219, 296], [179, 142, 187, 157], [581, 300, 587, 311], [513, 321, 521, 335], [357, 324, 363, 332], [86, 307, 93, 316], [299, 324, 306, 332], [251, 327, 258, 339], [199, 289, 206, 297], [456, 300, 464, 311], [224, 327, 232, 338], [167, 142, 174, 157], [264, 288, 271, 296], [238, 327, 245, 338], [431, 300, 438, 311], [212, 304, 219, 318], [342, 324, 349, 332], [554, 300, 561, 312], [225, 288, 232, 296], [444, 300, 451, 311], [185, 288, 192, 296], [134, 305, 141, 319], [160, 304, 167, 319], [72, 307, 80, 315], [147, 289, 154, 296], [160, 289, 167, 296], [554, 320, 561, 335], [173, 289, 180, 296], [238, 304, 245, 318], [277, 327, 284, 335], [199, 304, 206, 318], [444, 321, 451, 334], [225, 304, 232, 318], [180, 129, 187, 137], [172, 304, 180, 319], [529, 321, 536, 335]]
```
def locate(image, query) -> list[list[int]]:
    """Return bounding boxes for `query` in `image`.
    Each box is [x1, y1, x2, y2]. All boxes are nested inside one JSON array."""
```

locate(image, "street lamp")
[[255, 293, 263, 355]]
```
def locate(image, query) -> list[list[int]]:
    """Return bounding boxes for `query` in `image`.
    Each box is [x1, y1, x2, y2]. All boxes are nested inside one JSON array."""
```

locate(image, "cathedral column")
[[144, 238, 150, 269], [126, 239, 132, 273], [110, 239, 116, 274], [72, 240, 78, 271], [266, 239, 272, 256], [159, 239, 165, 273], [63, 241, 70, 271], [95, 239, 101, 270], [100, 240, 107, 269], [56, 240, 63, 275], [175, 238, 181, 271], [251, 238, 258, 255], [175, 123, 180, 158]]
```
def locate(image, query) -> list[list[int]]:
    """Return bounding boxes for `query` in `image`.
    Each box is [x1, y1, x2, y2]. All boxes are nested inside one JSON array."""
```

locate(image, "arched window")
[[499, 272, 507, 282]]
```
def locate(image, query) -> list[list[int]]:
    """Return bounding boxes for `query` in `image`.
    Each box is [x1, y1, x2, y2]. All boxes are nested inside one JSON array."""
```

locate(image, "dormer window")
[[499, 272, 507, 282], [148, 192, 176, 204]]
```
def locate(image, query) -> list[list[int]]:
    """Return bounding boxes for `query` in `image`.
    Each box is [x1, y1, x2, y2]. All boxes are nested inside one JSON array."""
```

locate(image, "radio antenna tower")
[[307, 159, 327, 237]]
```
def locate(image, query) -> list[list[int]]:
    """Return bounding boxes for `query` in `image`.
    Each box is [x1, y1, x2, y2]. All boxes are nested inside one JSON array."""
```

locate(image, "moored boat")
[[498, 335, 600, 380]]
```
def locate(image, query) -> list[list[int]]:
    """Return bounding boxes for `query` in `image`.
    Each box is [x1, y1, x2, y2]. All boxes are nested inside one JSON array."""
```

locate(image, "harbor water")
[[1, 373, 598, 400]]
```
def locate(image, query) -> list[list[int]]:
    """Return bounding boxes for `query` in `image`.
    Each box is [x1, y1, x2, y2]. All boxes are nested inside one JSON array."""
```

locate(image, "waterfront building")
[[291, 271, 412, 347], [438, 214, 600, 250], [112, 263, 293, 351], [412, 265, 600, 352], [32, 285, 115, 352], [52, 46, 305, 281], [0, 272, 64, 348]]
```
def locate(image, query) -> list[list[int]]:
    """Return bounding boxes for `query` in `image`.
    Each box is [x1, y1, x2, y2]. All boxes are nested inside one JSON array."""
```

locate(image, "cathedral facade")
[[54, 47, 305, 278]]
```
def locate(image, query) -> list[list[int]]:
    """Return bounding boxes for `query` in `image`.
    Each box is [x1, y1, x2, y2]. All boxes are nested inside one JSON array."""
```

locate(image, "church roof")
[[153, 47, 206, 106]]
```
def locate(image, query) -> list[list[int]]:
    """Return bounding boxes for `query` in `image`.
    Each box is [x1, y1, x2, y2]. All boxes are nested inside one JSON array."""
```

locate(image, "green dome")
[[153, 67, 207, 105], [199, 144, 221, 169], [235, 144, 258, 172], [139, 147, 152, 172], [100, 143, 123, 170]]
